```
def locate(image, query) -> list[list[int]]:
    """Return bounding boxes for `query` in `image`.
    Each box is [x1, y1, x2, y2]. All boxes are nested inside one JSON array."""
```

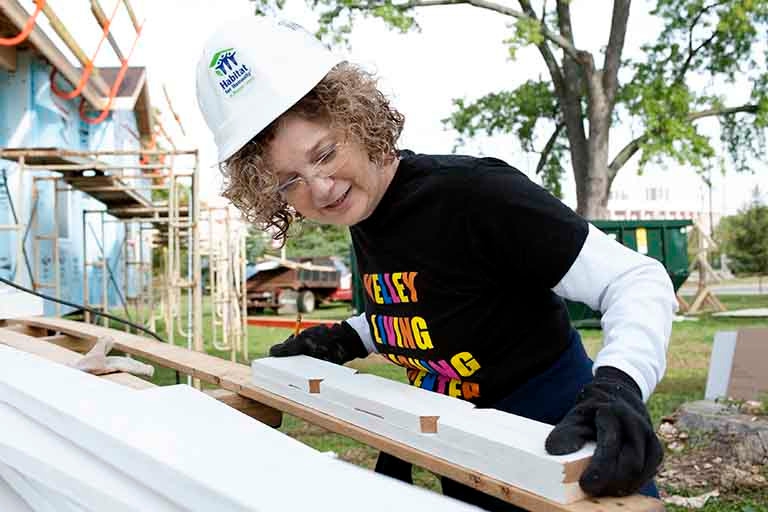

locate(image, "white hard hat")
[[195, 17, 343, 163]]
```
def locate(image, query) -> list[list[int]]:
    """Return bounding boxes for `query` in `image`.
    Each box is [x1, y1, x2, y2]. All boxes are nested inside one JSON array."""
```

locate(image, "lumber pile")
[[0, 343, 481, 511]]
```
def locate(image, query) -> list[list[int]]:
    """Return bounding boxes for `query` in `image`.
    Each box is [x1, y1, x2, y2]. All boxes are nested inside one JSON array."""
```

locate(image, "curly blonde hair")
[[220, 62, 405, 243]]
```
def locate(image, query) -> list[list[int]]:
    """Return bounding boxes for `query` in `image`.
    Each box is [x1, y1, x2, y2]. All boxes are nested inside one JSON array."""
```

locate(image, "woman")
[[196, 16, 676, 510]]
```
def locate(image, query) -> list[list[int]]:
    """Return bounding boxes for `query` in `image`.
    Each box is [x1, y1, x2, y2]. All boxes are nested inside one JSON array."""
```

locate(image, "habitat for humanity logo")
[[210, 48, 253, 97]]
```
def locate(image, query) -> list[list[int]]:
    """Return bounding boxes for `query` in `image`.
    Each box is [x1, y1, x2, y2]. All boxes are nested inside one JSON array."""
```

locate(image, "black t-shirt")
[[350, 151, 589, 406]]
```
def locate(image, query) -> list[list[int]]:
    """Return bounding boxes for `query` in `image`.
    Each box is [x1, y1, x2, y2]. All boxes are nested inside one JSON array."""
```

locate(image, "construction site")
[[1, 1, 766, 511]]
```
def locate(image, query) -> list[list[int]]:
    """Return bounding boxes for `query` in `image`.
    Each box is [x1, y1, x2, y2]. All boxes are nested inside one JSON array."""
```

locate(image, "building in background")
[[0, 0, 154, 318], [603, 164, 768, 236]]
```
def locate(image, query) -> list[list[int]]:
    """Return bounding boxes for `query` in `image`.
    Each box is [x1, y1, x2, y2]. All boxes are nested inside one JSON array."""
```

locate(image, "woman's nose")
[[309, 175, 335, 206]]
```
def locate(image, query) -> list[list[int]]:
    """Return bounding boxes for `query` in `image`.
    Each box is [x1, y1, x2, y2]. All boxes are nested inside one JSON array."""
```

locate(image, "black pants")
[[374, 330, 659, 510]]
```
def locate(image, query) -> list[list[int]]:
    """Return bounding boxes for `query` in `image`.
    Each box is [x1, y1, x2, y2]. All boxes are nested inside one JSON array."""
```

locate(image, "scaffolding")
[[202, 204, 249, 362], [0, 147, 210, 356]]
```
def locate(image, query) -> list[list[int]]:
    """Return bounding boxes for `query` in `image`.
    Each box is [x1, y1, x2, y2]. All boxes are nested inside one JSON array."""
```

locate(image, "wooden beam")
[[2, 323, 49, 337], [39, 334, 96, 354], [9, 317, 663, 512], [0, 0, 107, 108], [0, 328, 150, 390], [99, 371, 156, 390], [203, 388, 282, 427], [0, 326, 281, 424], [0, 45, 16, 72], [0, 327, 86, 366]]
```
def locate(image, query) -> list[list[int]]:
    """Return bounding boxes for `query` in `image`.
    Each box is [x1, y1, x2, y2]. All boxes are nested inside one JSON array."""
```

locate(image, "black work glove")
[[545, 366, 663, 497], [268, 321, 368, 365]]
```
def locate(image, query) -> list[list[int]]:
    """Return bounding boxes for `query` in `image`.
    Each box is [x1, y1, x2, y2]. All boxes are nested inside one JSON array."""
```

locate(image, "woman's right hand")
[[268, 322, 368, 365]]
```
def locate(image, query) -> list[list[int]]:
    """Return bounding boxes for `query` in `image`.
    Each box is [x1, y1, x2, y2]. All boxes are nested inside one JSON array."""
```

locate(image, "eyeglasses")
[[274, 141, 348, 201]]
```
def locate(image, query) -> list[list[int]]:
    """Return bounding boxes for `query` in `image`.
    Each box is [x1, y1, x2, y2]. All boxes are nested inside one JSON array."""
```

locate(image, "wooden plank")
[[10, 317, 663, 512], [0, 327, 280, 422], [39, 334, 96, 354], [101, 372, 156, 390], [0, 327, 84, 366], [0, 327, 157, 391], [247, 316, 334, 329], [2, 323, 48, 336], [0, 45, 15, 72], [203, 388, 282, 427], [728, 328, 768, 400]]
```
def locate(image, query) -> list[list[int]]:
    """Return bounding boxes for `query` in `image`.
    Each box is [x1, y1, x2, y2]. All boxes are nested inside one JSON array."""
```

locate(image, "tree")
[[245, 225, 269, 262], [716, 189, 768, 282], [252, 0, 768, 217], [286, 222, 352, 264]]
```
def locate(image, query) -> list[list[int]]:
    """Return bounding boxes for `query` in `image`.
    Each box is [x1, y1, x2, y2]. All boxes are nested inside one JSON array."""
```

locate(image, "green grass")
[[101, 295, 768, 508]]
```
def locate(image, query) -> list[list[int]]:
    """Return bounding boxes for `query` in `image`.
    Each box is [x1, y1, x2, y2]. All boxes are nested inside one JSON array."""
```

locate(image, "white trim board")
[[250, 356, 591, 504], [255, 374, 585, 502], [0, 463, 81, 512], [0, 469, 34, 512], [251, 354, 358, 392], [0, 402, 182, 512], [0, 346, 481, 512]]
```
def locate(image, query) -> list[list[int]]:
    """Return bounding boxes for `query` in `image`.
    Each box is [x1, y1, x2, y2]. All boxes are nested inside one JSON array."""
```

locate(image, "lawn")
[[112, 294, 768, 510]]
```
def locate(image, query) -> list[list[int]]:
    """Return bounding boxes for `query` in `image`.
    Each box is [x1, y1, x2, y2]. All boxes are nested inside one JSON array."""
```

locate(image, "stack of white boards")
[[0, 345, 482, 512], [251, 356, 595, 505]]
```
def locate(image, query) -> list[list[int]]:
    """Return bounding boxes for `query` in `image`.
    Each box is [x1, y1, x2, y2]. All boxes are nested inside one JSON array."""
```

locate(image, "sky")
[[19, 0, 768, 215]]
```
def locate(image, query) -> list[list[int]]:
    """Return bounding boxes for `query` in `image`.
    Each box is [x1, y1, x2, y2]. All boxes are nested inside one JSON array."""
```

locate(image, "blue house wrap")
[[0, 24, 154, 317]]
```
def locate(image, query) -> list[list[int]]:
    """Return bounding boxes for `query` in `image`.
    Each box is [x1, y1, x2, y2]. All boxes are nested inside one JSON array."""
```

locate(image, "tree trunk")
[[554, 0, 628, 220], [583, 69, 612, 220], [561, 89, 612, 219]]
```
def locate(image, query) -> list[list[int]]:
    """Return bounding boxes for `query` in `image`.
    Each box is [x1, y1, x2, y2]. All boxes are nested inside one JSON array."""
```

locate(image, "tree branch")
[[608, 103, 759, 176], [555, 0, 575, 52], [555, 0, 590, 90], [673, 1, 728, 84], [535, 121, 565, 174], [602, 0, 630, 104], [464, 0, 580, 60], [518, 0, 565, 96], [689, 103, 758, 121], [608, 133, 647, 176], [345, 0, 584, 61]]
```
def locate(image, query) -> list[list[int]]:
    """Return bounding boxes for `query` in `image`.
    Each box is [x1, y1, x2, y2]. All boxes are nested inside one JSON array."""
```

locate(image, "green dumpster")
[[566, 219, 692, 328]]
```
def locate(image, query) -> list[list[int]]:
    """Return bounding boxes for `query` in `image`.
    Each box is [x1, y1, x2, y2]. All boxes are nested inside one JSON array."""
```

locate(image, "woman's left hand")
[[544, 366, 664, 497]]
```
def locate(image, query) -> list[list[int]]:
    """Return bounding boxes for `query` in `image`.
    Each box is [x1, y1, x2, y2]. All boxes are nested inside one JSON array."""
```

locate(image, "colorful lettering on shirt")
[[369, 314, 433, 350], [383, 273, 400, 303], [391, 273, 408, 303], [406, 368, 482, 401], [370, 314, 383, 344], [451, 351, 481, 377], [398, 317, 415, 349], [385, 351, 480, 382], [363, 272, 418, 304]]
